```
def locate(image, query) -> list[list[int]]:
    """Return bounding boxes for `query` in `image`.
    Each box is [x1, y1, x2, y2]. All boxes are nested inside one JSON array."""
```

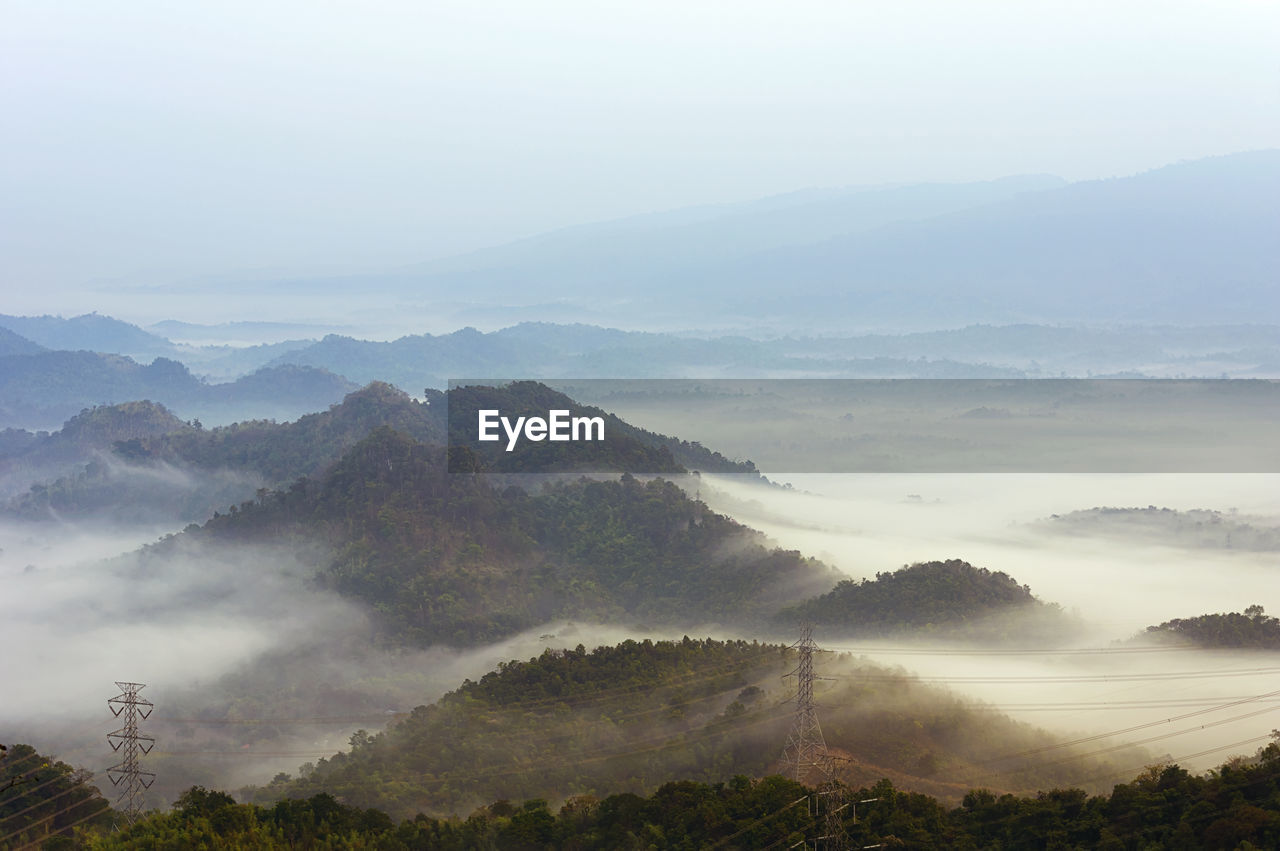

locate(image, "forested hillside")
[[247, 637, 1141, 821], [778, 559, 1076, 642], [0, 400, 193, 500], [0, 744, 112, 845], [187, 427, 832, 644], [3, 383, 439, 519]]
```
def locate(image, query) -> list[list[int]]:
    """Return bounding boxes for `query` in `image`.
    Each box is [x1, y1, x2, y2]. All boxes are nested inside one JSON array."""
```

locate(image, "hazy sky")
[[4, 0, 1279, 298]]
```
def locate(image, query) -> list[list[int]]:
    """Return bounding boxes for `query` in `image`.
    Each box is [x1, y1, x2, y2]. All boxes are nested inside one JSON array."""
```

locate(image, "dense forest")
[[9, 732, 1280, 848], [777, 559, 1076, 642], [1142, 605, 1280, 650], [0, 401, 192, 500], [0, 743, 112, 846], [178, 426, 833, 645]]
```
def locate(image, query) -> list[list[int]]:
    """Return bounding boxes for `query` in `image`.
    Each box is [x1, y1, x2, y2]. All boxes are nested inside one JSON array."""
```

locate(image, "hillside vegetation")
[[242, 637, 1142, 821], [778, 559, 1076, 642], [189, 426, 832, 645], [1142, 605, 1280, 650]]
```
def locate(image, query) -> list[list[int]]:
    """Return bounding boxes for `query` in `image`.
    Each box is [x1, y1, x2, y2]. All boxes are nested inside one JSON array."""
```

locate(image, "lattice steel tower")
[[782, 625, 832, 785], [106, 682, 155, 822]]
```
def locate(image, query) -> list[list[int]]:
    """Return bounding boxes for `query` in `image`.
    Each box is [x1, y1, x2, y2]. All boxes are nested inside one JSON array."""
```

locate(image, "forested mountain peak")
[[779, 559, 1074, 641], [190, 425, 830, 645], [57, 400, 190, 446]]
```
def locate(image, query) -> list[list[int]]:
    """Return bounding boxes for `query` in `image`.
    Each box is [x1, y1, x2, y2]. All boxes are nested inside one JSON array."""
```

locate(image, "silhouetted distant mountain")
[[236, 151, 1277, 329], [713, 151, 1280, 327], [0, 312, 177, 359], [266, 324, 1028, 391], [390, 174, 1067, 290], [0, 350, 357, 430]]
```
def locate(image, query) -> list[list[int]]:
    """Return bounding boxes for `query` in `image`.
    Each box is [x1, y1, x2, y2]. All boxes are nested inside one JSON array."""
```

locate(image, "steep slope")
[[192, 426, 832, 644]]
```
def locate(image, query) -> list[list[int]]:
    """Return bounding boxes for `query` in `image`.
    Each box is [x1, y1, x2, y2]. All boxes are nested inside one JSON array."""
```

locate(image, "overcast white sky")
[[3, 0, 1279, 299]]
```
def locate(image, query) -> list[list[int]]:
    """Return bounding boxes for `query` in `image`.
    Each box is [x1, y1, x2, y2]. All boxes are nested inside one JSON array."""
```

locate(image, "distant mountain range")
[[174, 150, 1278, 330], [2, 312, 1278, 432]]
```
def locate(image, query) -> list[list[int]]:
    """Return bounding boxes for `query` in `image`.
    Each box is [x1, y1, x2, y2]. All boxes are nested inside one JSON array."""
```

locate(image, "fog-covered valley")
[[6, 3, 1280, 838], [5, 454, 1278, 813], [698, 472, 1280, 770]]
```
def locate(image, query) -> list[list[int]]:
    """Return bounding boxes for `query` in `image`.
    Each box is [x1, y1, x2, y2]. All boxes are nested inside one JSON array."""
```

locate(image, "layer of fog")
[[0, 519, 748, 806], [2, 453, 265, 524], [698, 472, 1280, 774], [5, 472, 1277, 807]]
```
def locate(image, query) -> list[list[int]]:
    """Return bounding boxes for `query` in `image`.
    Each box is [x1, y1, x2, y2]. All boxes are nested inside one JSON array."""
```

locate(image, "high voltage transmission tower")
[[782, 625, 850, 850], [783, 625, 833, 785], [106, 682, 155, 823]]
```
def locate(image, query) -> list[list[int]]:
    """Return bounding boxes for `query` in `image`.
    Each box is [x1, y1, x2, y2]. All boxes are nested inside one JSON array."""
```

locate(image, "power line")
[[1012, 703, 1280, 776], [1080, 732, 1278, 787], [981, 685, 1280, 765], [832, 665, 1280, 684], [825, 644, 1206, 656]]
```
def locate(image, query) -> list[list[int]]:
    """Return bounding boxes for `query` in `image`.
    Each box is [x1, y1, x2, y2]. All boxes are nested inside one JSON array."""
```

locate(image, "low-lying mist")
[[696, 472, 1280, 775], [0, 519, 752, 806], [4, 470, 1277, 810]]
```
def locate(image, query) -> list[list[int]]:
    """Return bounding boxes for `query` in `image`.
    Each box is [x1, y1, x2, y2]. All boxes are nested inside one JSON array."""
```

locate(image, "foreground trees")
[[56, 734, 1280, 849]]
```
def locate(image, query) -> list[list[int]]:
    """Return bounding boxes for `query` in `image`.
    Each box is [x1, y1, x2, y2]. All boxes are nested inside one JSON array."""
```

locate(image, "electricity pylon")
[[783, 625, 832, 785], [782, 627, 849, 850], [106, 682, 155, 823]]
